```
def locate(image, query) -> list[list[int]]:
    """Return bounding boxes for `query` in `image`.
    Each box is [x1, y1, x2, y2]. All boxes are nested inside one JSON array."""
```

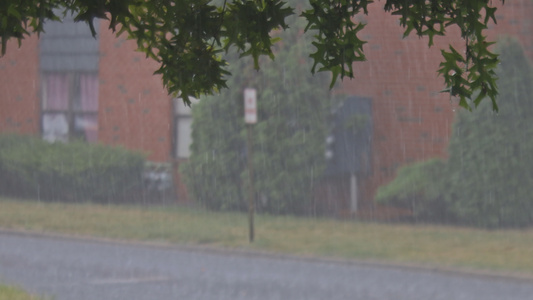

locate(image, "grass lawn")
[[1, 197, 533, 277], [0, 284, 39, 300]]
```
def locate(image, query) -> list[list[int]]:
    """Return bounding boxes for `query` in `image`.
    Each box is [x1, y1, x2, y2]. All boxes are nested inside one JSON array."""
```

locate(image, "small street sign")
[[244, 88, 257, 124]]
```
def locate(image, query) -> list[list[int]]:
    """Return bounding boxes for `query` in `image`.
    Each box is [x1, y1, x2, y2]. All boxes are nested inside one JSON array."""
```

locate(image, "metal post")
[[350, 173, 358, 213], [246, 125, 255, 242]]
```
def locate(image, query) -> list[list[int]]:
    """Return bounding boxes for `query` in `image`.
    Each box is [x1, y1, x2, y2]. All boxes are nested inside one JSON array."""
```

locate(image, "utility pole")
[[244, 88, 257, 242]]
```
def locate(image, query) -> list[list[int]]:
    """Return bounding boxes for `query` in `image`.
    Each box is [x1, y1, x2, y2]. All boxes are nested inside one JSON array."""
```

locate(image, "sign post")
[[244, 88, 257, 242]]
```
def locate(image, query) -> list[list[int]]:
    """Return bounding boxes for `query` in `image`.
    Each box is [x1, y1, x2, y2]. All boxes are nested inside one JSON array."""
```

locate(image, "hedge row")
[[0, 134, 146, 203]]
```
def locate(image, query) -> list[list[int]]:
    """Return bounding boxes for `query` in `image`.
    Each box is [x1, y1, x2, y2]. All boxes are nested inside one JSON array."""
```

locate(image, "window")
[[174, 98, 195, 159], [39, 12, 99, 143], [42, 73, 99, 142]]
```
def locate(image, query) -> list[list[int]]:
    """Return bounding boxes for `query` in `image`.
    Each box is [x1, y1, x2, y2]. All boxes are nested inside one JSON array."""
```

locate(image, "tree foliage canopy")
[[181, 4, 329, 214], [1, 0, 504, 108]]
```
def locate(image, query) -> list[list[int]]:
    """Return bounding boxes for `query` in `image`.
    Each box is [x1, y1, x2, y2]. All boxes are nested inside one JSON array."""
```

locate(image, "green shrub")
[[0, 134, 146, 203], [181, 2, 329, 215], [376, 158, 453, 223], [444, 39, 533, 228]]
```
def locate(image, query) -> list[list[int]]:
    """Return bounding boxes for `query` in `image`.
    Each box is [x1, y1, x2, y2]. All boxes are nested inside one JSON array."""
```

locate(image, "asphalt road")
[[0, 231, 532, 300]]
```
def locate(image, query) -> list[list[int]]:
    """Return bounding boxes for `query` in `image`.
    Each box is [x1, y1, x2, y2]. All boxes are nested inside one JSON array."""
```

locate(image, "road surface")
[[0, 231, 532, 300]]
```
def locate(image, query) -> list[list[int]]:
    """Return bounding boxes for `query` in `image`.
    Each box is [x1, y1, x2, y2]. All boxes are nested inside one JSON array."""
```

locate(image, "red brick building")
[[0, 16, 191, 201], [0, 19, 176, 160], [331, 0, 533, 218], [0, 2, 531, 212]]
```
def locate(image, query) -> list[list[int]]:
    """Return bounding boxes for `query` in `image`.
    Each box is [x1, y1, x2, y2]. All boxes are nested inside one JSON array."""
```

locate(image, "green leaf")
[[7, 5, 21, 19]]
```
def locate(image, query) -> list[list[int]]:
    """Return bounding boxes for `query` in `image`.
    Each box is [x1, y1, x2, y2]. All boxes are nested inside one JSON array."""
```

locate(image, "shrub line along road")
[[1, 229, 532, 300]]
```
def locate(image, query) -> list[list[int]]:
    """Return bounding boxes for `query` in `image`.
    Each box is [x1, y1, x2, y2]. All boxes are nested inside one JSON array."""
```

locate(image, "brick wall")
[[490, 0, 533, 61], [0, 36, 40, 136], [0, 24, 173, 162], [335, 0, 533, 215], [97, 22, 173, 162]]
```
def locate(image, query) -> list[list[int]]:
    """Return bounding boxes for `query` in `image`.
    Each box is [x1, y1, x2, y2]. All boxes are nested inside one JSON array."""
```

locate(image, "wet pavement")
[[1, 231, 532, 300]]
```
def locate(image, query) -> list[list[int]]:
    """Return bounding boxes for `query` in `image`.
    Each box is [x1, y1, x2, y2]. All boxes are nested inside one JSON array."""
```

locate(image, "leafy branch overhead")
[[0, 0, 503, 109]]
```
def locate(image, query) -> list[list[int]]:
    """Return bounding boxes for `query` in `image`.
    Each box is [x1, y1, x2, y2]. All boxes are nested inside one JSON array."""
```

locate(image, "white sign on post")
[[244, 88, 257, 124]]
